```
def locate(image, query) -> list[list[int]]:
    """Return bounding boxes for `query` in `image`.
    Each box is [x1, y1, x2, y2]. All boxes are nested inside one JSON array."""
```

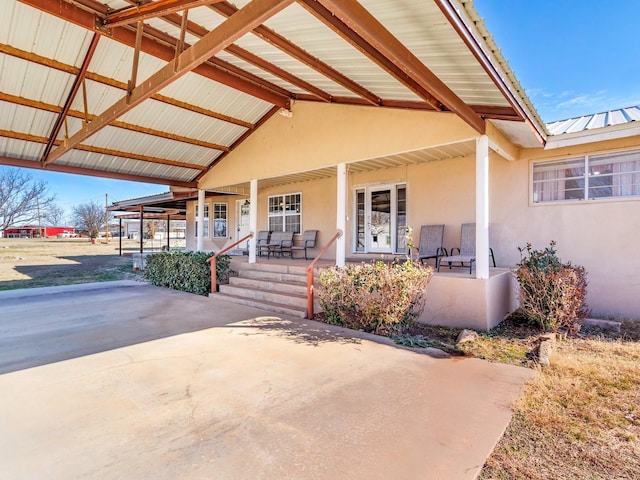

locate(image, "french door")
[[236, 199, 251, 248], [355, 184, 406, 254]]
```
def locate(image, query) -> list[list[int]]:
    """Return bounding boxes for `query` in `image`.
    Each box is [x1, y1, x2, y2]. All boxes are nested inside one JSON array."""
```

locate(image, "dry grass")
[[0, 237, 147, 289], [479, 325, 640, 480]]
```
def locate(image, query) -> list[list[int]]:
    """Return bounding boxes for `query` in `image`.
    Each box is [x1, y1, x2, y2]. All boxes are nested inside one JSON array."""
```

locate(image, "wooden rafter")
[[0, 156, 197, 188], [161, 12, 332, 101], [299, 0, 442, 110], [44, 0, 293, 165], [105, 0, 225, 28], [0, 129, 208, 171], [41, 33, 100, 164], [311, 0, 485, 134], [210, 1, 381, 105], [19, 0, 291, 109], [140, 21, 294, 99], [0, 42, 253, 129], [0, 92, 234, 151]]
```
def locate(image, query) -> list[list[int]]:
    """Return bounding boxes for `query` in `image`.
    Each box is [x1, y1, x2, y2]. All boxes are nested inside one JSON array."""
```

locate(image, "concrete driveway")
[[0, 282, 533, 480]]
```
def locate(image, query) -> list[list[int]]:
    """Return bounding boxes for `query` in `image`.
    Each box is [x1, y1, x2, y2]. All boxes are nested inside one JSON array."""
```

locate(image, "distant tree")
[[0, 168, 56, 231], [72, 201, 104, 239], [44, 203, 66, 226]]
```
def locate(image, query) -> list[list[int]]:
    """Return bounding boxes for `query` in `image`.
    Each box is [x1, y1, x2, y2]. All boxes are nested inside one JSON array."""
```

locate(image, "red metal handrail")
[[207, 232, 254, 294], [304, 229, 343, 319]]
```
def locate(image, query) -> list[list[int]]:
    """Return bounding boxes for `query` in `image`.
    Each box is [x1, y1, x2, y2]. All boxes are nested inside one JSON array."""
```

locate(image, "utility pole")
[[36, 197, 42, 239], [105, 193, 109, 243]]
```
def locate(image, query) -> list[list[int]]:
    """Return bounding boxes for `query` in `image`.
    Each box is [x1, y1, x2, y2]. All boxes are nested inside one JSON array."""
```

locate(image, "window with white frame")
[[213, 202, 227, 238], [195, 203, 209, 237], [532, 150, 640, 203], [268, 193, 301, 233]]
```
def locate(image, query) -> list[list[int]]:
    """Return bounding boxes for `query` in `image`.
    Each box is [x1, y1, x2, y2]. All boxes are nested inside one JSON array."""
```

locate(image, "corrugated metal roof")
[[546, 106, 640, 135], [0, 0, 548, 188]]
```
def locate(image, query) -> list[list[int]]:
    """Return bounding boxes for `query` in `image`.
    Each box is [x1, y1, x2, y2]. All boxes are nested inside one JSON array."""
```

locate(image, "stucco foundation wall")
[[418, 271, 514, 331]]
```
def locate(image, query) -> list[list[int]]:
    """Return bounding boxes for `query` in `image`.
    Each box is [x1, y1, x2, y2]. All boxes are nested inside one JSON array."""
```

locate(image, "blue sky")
[[12, 0, 640, 223], [475, 0, 640, 123]]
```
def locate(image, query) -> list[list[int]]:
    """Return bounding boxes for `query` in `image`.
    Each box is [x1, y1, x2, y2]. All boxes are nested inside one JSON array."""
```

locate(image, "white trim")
[[476, 135, 490, 280], [336, 163, 346, 267], [196, 189, 205, 251], [249, 179, 257, 263]]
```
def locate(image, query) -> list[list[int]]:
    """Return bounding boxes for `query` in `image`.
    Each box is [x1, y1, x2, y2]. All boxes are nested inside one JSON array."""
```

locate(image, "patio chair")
[[437, 223, 496, 274], [267, 231, 294, 258], [256, 231, 271, 257], [290, 230, 318, 259], [416, 224, 447, 266]]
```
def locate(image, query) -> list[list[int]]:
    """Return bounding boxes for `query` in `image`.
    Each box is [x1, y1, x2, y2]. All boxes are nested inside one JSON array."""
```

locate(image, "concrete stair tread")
[[213, 292, 307, 318]]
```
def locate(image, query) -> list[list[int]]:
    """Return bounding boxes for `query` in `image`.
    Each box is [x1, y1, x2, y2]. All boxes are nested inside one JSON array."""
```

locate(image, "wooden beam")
[[299, 0, 441, 110], [0, 92, 233, 151], [0, 156, 197, 188], [1, 128, 208, 171], [41, 32, 100, 163], [139, 19, 294, 99], [161, 12, 332, 102], [0, 42, 253, 128], [44, 0, 293, 165], [312, 0, 485, 134], [19, 0, 291, 109], [210, 1, 381, 105], [105, 0, 225, 28]]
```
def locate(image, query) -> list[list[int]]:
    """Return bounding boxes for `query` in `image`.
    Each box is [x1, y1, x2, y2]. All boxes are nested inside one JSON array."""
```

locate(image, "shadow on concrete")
[[0, 284, 373, 375]]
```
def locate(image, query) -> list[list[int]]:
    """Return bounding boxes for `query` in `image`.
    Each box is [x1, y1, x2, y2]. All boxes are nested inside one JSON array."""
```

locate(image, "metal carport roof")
[[0, 0, 546, 188]]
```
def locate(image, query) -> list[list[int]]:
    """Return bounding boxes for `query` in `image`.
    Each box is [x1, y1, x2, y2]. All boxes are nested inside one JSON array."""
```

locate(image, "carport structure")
[[1, 0, 547, 327], [1, 1, 542, 183]]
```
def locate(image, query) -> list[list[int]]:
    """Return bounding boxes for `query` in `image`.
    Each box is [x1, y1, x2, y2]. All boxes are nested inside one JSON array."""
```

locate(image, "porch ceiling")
[[225, 139, 478, 190], [0, 0, 545, 188]]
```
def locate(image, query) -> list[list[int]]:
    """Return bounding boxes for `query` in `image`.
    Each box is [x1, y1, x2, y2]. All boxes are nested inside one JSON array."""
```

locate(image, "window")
[[195, 203, 209, 237], [268, 193, 301, 233], [532, 150, 640, 203], [213, 203, 227, 238]]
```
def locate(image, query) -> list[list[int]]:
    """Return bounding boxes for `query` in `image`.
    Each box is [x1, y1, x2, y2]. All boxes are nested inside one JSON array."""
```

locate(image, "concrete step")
[[229, 276, 307, 296], [237, 268, 309, 285], [219, 284, 307, 309], [212, 292, 307, 319], [236, 261, 308, 276]]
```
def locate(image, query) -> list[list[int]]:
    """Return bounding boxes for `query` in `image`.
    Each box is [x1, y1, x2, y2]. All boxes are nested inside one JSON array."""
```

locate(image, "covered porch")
[[225, 253, 516, 332]]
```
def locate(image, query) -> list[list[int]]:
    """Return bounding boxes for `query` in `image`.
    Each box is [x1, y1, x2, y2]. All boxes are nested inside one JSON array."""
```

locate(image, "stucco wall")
[[190, 102, 639, 321], [199, 101, 477, 189]]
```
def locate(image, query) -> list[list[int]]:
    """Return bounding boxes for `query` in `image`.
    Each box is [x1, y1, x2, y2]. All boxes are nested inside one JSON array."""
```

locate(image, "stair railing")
[[207, 232, 254, 294], [305, 229, 343, 319]]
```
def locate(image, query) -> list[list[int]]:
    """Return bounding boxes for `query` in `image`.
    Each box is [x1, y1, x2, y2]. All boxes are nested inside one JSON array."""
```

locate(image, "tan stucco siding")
[[185, 195, 243, 252], [199, 101, 478, 189]]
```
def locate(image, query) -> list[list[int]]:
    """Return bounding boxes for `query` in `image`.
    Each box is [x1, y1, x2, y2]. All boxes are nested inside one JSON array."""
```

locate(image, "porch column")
[[196, 189, 205, 251], [475, 134, 490, 279], [336, 162, 347, 267], [248, 179, 258, 263]]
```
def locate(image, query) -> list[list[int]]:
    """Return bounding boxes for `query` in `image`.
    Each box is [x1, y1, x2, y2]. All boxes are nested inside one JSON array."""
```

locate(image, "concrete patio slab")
[[0, 282, 533, 479]]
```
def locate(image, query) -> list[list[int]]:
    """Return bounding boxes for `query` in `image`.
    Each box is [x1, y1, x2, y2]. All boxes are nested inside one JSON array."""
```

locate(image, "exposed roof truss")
[[0, 0, 541, 187]]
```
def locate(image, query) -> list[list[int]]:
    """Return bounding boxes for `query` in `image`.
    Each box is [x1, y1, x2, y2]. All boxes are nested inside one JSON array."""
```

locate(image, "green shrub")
[[514, 241, 588, 332], [318, 260, 434, 336], [143, 250, 233, 296]]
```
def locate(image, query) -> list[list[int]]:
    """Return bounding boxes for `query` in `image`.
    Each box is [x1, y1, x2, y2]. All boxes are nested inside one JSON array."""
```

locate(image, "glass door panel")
[[368, 188, 392, 253]]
